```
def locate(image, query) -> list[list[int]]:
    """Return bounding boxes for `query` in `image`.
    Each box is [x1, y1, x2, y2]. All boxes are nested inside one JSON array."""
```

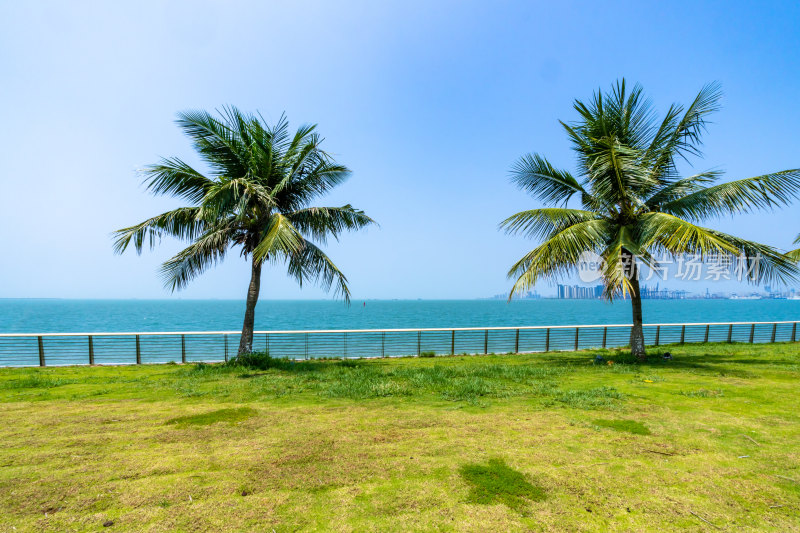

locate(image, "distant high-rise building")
[[556, 284, 604, 299]]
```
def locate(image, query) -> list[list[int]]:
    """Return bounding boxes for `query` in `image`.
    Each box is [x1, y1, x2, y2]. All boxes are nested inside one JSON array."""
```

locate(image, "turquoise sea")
[[1, 299, 799, 334]]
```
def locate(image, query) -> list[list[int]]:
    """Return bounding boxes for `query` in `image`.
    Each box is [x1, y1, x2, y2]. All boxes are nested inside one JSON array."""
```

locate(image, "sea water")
[[1, 298, 798, 333]]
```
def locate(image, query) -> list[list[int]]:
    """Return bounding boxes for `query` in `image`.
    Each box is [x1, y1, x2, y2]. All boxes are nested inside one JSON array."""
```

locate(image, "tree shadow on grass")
[[188, 352, 364, 378], [535, 343, 798, 377], [591, 418, 651, 435], [166, 407, 257, 427]]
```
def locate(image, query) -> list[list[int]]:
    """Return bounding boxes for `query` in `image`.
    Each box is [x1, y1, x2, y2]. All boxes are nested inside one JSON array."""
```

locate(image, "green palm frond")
[[636, 213, 796, 283], [637, 212, 739, 258], [707, 229, 798, 285], [789, 234, 800, 262], [198, 177, 275, 223], [274, 160, 352, 209], [285, 131, 323, 179], [581, 140, 654, 209], [641, 103, 684, 182], [283, 121, 317, 162], [644, 170, 722, 209], [159, 222, 233, 291], [499, 208, 600, 240], [661, 170, 800, 221], [606, 80, 656, 150], [112, 207, 205, 254], [142, 158, 215, 204], [252, 213, 305, 262], [285, 241, 351, 302], [271, 131, 322, 195], [510, 153, 587, 205], [175, 109, 248, 178], [643, 82, 722, 177], [507, 219, 611, 297], [289, 206, 376, 244], [571, 80, 656, 151]]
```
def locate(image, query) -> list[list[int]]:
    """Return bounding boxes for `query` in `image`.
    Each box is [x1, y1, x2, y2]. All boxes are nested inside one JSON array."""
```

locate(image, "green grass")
[[166, 407, 257, 427], [0, 342, 798, 531], [459, 458, 546, 513], [553, 385, 624, 409], [591, 418, 651, 435]]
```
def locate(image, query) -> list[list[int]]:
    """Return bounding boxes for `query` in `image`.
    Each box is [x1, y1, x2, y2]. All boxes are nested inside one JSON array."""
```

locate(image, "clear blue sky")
[[1, 0, 798, 299]]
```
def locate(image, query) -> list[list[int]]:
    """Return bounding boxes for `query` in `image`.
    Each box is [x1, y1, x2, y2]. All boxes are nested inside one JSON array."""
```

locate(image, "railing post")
[[37, 336, 45, 367], [574, 327, 580, 351], [88, 335, 94, 365], [545, 328, 550, 352], [602, 327, 607, 348], [680, 325, 686, 345], [305, 332, 309, 360], [704, 325, 709, 344], [484, 330, 488, 354], [344, 332, 348, 358], [135, 335, 141, 364], [514, 329, 520, 354], [181, 334, 186, 363], [793, 322, 798, 342], [266, 333, 269, 354], [451, 330, 455, 355], [771, 323, 777, 343], [223, 334, 228, 362], [417, 331, 421, 356], [727, 324, 733, 343], [381, 331, 386, 358], [654, 325, 660, 346], [749, 323, 755, 344]]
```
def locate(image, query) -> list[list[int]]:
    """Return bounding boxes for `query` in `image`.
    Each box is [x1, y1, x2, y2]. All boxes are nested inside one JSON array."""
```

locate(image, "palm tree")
[[501, 81, 799, 360], [114, 107, 375, 354]]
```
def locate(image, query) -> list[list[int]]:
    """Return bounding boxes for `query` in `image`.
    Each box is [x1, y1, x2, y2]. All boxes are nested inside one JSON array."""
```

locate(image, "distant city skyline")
[[512, 283, 799, 301]]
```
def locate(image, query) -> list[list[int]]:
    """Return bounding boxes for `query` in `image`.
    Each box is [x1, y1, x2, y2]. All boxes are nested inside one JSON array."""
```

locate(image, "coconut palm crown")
[[501, 80, 800, 359], [113, 107, 375, 354]]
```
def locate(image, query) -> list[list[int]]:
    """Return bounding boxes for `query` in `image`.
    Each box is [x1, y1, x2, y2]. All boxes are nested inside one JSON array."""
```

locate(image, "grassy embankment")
[[0, 343, 799, 531]]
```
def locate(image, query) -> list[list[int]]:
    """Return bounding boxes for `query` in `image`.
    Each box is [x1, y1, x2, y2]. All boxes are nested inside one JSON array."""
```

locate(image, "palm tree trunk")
[[237, 258, 262, 355], [627, 260, 646, 361]]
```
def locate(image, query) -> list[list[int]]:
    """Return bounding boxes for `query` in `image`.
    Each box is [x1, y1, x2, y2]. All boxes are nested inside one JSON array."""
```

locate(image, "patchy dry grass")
[[0, 342, 798, 531]]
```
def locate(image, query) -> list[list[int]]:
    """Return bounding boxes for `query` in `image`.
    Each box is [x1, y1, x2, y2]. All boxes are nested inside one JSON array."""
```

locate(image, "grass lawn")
[[0, 343, 799, 531]]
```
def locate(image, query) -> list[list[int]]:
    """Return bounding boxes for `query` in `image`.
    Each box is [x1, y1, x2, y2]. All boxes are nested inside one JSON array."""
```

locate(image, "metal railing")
[[0, 320, 797, 367]]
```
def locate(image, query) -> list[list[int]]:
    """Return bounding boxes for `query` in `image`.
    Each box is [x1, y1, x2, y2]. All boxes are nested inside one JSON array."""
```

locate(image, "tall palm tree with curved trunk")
[[502, 81, 800, 360], [114, 107, 375, 354]]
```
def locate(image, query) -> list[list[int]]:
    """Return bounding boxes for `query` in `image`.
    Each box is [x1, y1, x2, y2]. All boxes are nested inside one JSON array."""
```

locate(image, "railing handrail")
[[1, 319, 798, 337]]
